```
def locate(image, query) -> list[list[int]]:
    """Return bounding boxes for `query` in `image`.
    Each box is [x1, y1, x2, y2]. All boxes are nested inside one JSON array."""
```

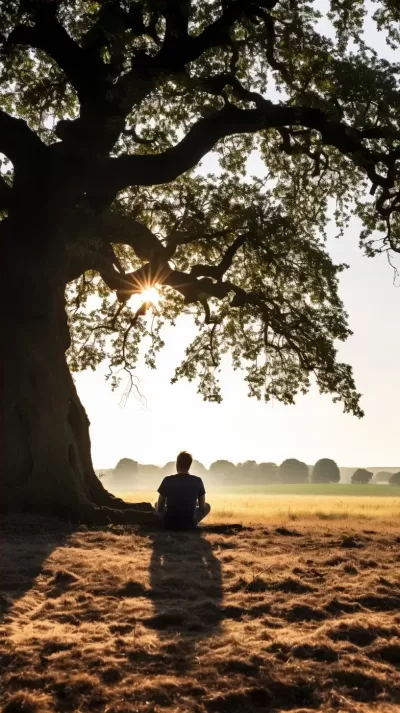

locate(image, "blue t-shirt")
[[158, 474, 206, 529]]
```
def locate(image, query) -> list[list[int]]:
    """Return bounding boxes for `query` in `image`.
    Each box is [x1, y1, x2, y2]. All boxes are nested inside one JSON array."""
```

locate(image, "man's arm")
[[157, 477, 167, 513], [157, 494, 166, 513], [198, 478, 206, 510]]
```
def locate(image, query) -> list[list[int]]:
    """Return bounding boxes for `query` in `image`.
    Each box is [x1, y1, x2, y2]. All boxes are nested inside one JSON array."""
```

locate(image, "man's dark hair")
[[176, 451, 193, 472]]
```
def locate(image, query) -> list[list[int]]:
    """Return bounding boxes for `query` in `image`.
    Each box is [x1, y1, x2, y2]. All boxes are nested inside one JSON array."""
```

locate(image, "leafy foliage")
[[389, 471, 400, 486], [251, 462, 279, 483], [311, 458, 340, 483], [279, 458, 309, 484], [1, 0, 400, 418], [375, 470, 392, 482], [114, 458, 138, 474], [111, 457, 139, 488], [209, 460, 237, 476], [351, 468, 373, 484]]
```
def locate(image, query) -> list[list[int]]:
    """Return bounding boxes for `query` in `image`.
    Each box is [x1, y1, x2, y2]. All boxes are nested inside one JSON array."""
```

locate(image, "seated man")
[[156, 451, 211, 530]]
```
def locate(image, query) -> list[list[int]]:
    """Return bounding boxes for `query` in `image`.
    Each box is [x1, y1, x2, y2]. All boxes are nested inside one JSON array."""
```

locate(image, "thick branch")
[[160, 1, 191, 46], [8, 6, 107, 104], [251, 7, 290, 82], [190, 234, 248, 280], [93, 211, 250, 306], [165, 269, 249, 305], [6, 0, 286, 158], [106, 101, 397, 195], [0, 174, 12, 211], [114, 1, 273, 122], [181, 1, 279, 62], [97, 212, 167, 263], [0, 108, 45, 167]]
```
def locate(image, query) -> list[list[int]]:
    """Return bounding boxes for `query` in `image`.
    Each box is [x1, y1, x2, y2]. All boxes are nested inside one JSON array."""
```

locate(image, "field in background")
[[122, 484, 400, 497], [208, 484, 400, 496], [120, 486, 400, 526]]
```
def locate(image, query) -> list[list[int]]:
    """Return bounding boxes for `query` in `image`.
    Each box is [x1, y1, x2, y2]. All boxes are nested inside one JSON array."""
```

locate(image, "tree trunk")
[[1, 249, 156, 526]]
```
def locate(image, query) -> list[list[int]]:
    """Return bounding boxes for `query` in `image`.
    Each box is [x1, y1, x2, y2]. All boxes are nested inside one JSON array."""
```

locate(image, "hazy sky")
[[74, 4, 400, 470]]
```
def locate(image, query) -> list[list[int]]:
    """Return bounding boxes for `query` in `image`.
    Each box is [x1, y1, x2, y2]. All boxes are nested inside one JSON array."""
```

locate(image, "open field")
[[1, 511, 400, 713], [206, 484, 400, 497], [122, 487, 400, 526]]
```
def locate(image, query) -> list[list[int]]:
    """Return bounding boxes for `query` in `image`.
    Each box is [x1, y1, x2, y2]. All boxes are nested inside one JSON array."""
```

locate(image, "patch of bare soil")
[[1, 517, 399, 713]]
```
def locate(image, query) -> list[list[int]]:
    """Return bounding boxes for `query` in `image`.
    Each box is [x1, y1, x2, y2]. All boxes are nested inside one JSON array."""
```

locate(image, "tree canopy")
[[351, 468, 373, 484], [375, 470, 392, 482], [1, 0, 400, 419], [209, 460, 236, 476], [114, 457, 138, 474], [110, 457, 139, 489], [311, 458, 340, 483], [256, 462, 278, 483], [279, 458, 309, 483]]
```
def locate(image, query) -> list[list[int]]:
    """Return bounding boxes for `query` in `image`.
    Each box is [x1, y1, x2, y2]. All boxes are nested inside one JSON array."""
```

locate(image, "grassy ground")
[[207, 484, 400, 497], [1, 508, 400, 713]]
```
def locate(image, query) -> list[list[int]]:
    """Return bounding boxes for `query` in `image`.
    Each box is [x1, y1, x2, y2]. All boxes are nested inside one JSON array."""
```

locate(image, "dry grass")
[[125, 490, 400, 526], [1, 513, 400, 713]]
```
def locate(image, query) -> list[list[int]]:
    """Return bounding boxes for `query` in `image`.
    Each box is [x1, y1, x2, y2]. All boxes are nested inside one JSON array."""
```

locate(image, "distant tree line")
[[100, 458, 400, 491]]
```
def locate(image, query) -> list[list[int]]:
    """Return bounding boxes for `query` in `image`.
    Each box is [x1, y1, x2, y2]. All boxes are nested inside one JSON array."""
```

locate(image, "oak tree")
[[1, 1, 399, 521], [351, 468, 373, 484], [311, 458, 340, 483], [279, 458, 309, 484], [209, 460, 236, 476], [112, 457, 138, 488]]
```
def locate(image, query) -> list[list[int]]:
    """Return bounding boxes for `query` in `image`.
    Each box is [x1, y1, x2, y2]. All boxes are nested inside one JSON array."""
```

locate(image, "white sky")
[[73, 5, 400, 470]]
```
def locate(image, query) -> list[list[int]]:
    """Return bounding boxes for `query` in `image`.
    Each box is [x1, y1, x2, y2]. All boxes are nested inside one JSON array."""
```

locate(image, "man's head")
[[176, 451, 193, 474]]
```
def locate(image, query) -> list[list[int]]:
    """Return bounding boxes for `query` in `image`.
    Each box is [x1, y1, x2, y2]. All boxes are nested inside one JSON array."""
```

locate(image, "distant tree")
[[257, 463, 279, 484], [389, 472, 400, 486], [210, 460, 236, 477], [209, 460, 236, 485], [351, 468, 373, 484], [112, 458, 138, 489], [134, 464, 162, 490], [311, 458, 340, 483], [137, 464, 161, 482], [138, 464, 161, 474], [114, 458, 138, 475], [375, 471, 392, 483], [161, 461, 176, 475], [160, 458, 207, 475], [279, 459, 309, 484], [192, 460, 208, 476], [235, 461, 258, 479]]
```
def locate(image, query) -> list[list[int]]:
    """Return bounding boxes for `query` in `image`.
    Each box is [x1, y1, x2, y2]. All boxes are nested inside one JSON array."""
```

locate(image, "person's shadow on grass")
[[147, 529, 223, 672]]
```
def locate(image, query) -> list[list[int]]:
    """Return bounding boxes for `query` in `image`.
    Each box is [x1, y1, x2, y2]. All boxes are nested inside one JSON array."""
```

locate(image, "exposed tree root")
[[74, 502, 159, 526]]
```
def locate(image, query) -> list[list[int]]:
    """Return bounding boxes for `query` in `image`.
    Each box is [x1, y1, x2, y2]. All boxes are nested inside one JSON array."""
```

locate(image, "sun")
[[140, 286, 160, 305], [128, 284, 161, 310]]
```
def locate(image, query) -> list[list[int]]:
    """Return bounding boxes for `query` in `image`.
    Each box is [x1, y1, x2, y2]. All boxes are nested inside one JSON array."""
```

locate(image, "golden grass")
[[1, 515, 400, 713], [124, 490, 400, 526]]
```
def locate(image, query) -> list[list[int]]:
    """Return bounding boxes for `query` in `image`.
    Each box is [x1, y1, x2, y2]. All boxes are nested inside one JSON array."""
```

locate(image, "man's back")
[[158, 473, 205, 529]]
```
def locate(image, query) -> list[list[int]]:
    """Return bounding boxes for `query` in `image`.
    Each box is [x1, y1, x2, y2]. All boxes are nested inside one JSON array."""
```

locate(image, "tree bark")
[[1, 231, 157, 525]]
